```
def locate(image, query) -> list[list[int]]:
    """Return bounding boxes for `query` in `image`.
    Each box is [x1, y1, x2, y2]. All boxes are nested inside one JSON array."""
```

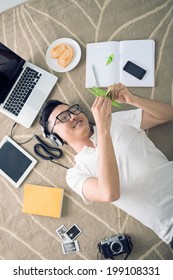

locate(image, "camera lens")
[[110, 241, 123, 253]]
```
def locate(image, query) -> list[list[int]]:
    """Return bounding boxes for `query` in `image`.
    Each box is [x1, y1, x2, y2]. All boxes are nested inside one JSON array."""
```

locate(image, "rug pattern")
[[0, 0, 173, 260]]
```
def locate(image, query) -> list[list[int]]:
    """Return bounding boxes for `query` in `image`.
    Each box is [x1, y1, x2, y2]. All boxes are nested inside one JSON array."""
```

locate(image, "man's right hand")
[[91, 96, 112, 132], [83, 96, 120, 203]]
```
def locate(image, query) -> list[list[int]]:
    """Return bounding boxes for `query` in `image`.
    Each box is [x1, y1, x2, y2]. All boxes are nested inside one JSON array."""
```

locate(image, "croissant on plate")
[[50, 43, 74, 68]]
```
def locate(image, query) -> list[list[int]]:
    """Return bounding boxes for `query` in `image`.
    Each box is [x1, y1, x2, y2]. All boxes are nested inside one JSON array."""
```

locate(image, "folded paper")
[[22, 184, 64, 218]]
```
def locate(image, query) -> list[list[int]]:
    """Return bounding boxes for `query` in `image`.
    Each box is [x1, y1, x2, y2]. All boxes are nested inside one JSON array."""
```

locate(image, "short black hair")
[[39, 100, 68, 134]]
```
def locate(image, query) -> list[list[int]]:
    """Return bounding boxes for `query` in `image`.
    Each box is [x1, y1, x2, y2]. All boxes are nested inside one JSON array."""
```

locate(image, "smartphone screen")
[[123, 61, 146, 80]]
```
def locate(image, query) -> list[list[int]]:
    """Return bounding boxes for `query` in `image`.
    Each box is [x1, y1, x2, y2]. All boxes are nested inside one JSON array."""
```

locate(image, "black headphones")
[[41, 125, 64, 146]]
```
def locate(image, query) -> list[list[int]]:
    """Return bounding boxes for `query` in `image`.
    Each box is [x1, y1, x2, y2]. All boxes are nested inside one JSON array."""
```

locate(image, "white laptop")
[[0, 42, 58, 128]]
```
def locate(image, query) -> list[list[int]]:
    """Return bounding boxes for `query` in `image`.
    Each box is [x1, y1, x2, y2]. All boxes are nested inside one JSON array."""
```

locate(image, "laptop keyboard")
[[3, 67, 42, 116]]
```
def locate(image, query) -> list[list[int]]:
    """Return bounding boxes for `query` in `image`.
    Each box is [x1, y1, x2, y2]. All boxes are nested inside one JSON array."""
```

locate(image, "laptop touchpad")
[[27, 89, 45, 110]]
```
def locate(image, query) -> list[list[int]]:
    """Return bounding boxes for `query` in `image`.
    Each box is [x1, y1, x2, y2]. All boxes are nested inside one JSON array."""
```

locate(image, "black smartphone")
[[123, 61, 147, 80]]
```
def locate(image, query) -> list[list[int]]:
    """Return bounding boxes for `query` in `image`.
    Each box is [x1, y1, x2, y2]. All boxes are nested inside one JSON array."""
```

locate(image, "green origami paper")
[[87, 86, 122, 108], [106, 53, 114, 65]]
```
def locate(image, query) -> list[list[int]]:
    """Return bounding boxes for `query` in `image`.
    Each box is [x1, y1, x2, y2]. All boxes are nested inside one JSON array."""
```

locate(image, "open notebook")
[[86, 39, 155, 87]]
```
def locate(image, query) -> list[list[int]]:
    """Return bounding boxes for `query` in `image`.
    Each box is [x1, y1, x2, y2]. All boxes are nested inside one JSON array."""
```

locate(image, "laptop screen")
[[0, 42, 25, 103]]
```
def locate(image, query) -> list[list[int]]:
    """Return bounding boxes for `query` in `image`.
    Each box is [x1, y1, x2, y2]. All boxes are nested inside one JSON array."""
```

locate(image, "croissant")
[[50, 43, 67, 58], [50, 43, 74, 68], [58, 44, 74, 68]]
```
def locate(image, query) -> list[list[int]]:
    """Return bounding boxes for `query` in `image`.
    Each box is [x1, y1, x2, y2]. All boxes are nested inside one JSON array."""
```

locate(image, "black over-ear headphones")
[[41, 125, 64, 146]]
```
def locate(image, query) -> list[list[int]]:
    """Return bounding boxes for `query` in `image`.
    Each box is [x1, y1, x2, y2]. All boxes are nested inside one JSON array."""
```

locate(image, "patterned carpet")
[[0, 0, 173, 260]]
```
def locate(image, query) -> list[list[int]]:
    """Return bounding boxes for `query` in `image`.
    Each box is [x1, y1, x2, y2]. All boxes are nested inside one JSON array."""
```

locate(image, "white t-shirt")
[[66, 109, 173, 244]]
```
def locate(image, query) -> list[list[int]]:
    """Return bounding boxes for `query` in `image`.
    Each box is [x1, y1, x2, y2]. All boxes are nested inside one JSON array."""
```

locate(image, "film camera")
[[98, 234, 133, 259]]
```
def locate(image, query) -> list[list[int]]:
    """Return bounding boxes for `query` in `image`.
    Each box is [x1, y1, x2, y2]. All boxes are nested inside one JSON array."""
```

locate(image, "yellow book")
[[22, 184, 64, 218]]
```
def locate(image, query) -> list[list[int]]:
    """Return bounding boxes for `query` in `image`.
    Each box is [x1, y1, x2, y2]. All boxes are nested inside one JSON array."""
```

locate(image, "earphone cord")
[[11, 122, 35, 144], [10, 122, 69, 169], [50, 160, 69, 169]]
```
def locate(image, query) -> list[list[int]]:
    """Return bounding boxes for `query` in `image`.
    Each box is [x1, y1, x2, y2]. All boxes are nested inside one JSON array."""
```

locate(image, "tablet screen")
[[0, 136, 37, 187]]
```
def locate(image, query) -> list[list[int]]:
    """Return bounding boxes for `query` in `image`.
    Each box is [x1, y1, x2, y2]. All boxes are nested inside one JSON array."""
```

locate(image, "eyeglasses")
[[51, 104, 82, 133]]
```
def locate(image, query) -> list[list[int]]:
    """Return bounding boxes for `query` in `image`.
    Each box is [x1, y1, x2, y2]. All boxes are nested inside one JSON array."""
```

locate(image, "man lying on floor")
[[39, 83, 173, 248]]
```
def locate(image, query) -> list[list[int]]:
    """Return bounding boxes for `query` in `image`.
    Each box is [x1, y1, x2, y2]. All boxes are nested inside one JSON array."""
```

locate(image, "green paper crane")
[[87, 85, 122, 108]]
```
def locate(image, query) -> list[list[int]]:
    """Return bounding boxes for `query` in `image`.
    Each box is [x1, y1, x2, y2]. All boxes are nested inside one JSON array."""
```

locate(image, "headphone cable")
[[11, 122, 36, 145], [10, 122, 69, 169]]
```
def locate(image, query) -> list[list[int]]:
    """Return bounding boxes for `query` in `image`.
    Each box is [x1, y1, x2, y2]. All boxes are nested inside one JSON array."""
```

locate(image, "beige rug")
[[0, 0, 173, 260]]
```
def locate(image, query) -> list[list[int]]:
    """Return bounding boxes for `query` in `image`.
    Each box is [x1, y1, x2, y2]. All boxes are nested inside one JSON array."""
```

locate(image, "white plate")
[[46, 38, 81, 72]]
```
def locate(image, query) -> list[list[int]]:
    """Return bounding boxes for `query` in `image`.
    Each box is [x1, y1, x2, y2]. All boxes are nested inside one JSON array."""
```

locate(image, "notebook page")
[[120, 40, 155, 87], [85, 41, 120, 87]]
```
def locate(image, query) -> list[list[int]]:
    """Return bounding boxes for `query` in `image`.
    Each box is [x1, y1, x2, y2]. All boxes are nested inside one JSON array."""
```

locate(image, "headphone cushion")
[[50, 133, 64, 146]]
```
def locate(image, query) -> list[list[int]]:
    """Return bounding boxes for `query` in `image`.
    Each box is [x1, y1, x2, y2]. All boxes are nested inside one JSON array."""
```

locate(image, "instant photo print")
[[56, 225, 68, 241], [0, 135, 37, 188], [62, 240, 80, 255], [64, 224, 82, 241]]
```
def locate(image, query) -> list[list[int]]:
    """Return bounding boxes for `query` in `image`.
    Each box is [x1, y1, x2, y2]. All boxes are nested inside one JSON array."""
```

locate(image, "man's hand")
[[91, 96, 112, 132], [109, 83, 173, 130], [108, 83, 136, 105]]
